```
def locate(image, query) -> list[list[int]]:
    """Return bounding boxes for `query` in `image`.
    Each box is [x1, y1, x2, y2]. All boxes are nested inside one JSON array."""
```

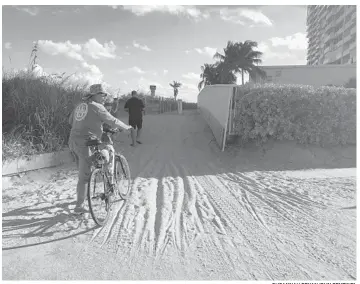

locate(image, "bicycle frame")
[[88, 145, 113, 193]]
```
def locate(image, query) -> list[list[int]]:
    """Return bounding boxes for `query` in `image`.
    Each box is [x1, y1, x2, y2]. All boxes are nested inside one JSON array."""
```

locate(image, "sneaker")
[[73, 206, 89, 215]]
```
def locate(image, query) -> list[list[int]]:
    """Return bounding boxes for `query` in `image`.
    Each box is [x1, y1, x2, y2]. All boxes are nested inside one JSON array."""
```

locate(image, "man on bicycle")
[[68, 84, 132, 214]]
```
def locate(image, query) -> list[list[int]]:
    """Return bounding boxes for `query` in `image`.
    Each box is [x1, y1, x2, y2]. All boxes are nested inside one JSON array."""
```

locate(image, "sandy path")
[[2, 110, 356, 280]]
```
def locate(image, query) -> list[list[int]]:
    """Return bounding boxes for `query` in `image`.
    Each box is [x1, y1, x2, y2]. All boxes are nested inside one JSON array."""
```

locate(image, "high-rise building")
[[306, 5, 356, 65]]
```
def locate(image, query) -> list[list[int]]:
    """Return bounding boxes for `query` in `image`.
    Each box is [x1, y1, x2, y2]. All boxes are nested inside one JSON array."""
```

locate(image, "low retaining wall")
[[2, 149, 74, 176]]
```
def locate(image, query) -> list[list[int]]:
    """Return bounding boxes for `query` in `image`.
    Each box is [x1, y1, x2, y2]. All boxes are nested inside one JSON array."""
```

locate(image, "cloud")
[[123, 80, 128, 85], [31, 64, 45, 77], [133, 41, 151, 51], [130, 66, 146, 74], [37, 39, 106, 86], [4, 42, 12, 49], [219, 7, 272, 26], [15, 6, 40, 16], [37, 38, 118, 61], [136, 77, 166, 94], [81, 62, 102, 76], [256, 42, 292, 60], [122, 5, 209, 21], [163, 70, 169, 75], [83, 38, 117, 59], [269, 32, 308, 50], [194, 47, 217, 57], [37, 40, 84, 61], [182, 72, 200, 80], [181, 82, 198, 91], [176, 83, 199, 102], [185, 50, 191, 54], [124, 52, 131, 55], [68, 72, 103, 86], [119, 66, 146, 74]]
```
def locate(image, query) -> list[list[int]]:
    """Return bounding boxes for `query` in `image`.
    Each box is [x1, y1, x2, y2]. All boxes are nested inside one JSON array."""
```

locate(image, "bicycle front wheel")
[[114, 154, 132, 200], [87, 168, 112, 226]]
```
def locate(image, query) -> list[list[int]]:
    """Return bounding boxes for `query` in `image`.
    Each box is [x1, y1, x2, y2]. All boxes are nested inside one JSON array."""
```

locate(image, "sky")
[[2, 4, 308, 102]]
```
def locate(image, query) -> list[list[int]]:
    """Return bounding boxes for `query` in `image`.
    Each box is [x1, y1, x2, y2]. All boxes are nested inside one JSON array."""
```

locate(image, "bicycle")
[[86, 128, 132, 226]]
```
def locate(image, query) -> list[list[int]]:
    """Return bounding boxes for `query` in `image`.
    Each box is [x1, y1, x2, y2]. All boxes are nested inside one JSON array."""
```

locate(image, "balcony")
[[335, 50, 343, 60], [334, 15, 345, 26], [345, 6, 356, 17], [349, 41, 356, 50], [324, 33, 333, 43], [326, 11, 333, 21], [351, 11, 356, 21], [323, 57, 331, 64], [324, 46, 331, 54], [343, 33, 352, 43], [335, 41, 344, 50], [350, 25, 356, 35], [325, 49, 338, 62]]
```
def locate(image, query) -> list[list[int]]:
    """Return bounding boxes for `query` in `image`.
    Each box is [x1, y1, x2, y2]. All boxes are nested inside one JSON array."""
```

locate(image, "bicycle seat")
[[86, 137, 102, 147]]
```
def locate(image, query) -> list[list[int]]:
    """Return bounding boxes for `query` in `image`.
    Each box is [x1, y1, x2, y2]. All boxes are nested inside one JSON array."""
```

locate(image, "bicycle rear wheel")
[[87, 168, 112, 226], [114, 154, 132, 200]]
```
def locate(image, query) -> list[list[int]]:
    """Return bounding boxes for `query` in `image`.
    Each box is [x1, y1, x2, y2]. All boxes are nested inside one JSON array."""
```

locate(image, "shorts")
[[129, 118, 143, 130]]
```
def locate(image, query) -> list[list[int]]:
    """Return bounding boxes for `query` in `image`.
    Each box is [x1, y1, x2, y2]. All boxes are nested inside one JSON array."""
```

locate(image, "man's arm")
[[112, 98, 119, 115], [68, 110, 74, 125], [124, 100, 129, 113], [141, 100, 145, 115], [95, 104, 132, 130]]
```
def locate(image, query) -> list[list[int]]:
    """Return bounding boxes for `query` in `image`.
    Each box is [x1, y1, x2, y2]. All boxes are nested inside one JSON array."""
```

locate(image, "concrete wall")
[[197, 85, 235, 151], [250, 64, 356, 87]]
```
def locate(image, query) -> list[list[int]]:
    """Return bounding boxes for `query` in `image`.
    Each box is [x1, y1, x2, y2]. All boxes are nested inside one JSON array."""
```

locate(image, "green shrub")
[[2, 70, 86, 161], [344, 77, 356, 89], [233, 83, 356, 146]]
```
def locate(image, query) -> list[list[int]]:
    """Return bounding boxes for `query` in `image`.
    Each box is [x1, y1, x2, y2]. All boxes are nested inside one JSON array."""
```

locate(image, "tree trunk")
[[241, 69, 244, 85]]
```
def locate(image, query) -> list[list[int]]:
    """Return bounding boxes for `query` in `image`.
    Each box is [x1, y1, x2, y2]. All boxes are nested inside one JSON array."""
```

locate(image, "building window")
[[275, 71, 282, 77]]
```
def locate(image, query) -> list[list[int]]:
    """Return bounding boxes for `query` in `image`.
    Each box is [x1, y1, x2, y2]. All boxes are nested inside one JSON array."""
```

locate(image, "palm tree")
[[169, 81, 182, 100], [198, 63, 236, 90], [214, 40, 266, 85], [198, 64, 218, 90]]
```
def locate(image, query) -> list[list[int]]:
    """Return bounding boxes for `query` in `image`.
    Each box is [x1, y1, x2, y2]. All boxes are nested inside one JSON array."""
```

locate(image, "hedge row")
[[232, 84, 356, 146]]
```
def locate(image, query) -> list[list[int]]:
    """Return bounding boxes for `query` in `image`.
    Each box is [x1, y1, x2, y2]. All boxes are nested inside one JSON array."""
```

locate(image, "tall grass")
[[2, 70, 87, 162]]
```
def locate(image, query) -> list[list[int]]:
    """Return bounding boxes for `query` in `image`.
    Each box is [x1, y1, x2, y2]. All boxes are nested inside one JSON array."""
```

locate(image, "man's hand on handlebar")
[[103, 128, 118, 134], [117, 126, 133, 133]]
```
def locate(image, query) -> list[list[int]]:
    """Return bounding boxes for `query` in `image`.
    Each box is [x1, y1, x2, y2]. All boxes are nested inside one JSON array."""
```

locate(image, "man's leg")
[[74, 142, 92, 211], [136, 119, 143, 144], [69, 140, 79, 168], [129, 118, 137, 146]]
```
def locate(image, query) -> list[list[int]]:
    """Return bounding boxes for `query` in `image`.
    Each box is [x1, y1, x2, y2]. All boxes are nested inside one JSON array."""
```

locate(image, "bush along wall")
[[232, 83, 356, 146], [2, 72, 86, 161]]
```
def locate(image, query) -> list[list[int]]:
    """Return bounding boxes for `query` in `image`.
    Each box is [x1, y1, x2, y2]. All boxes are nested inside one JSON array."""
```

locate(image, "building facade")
[[307, 5, 356, 65], [249, 64, 356, 87]]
